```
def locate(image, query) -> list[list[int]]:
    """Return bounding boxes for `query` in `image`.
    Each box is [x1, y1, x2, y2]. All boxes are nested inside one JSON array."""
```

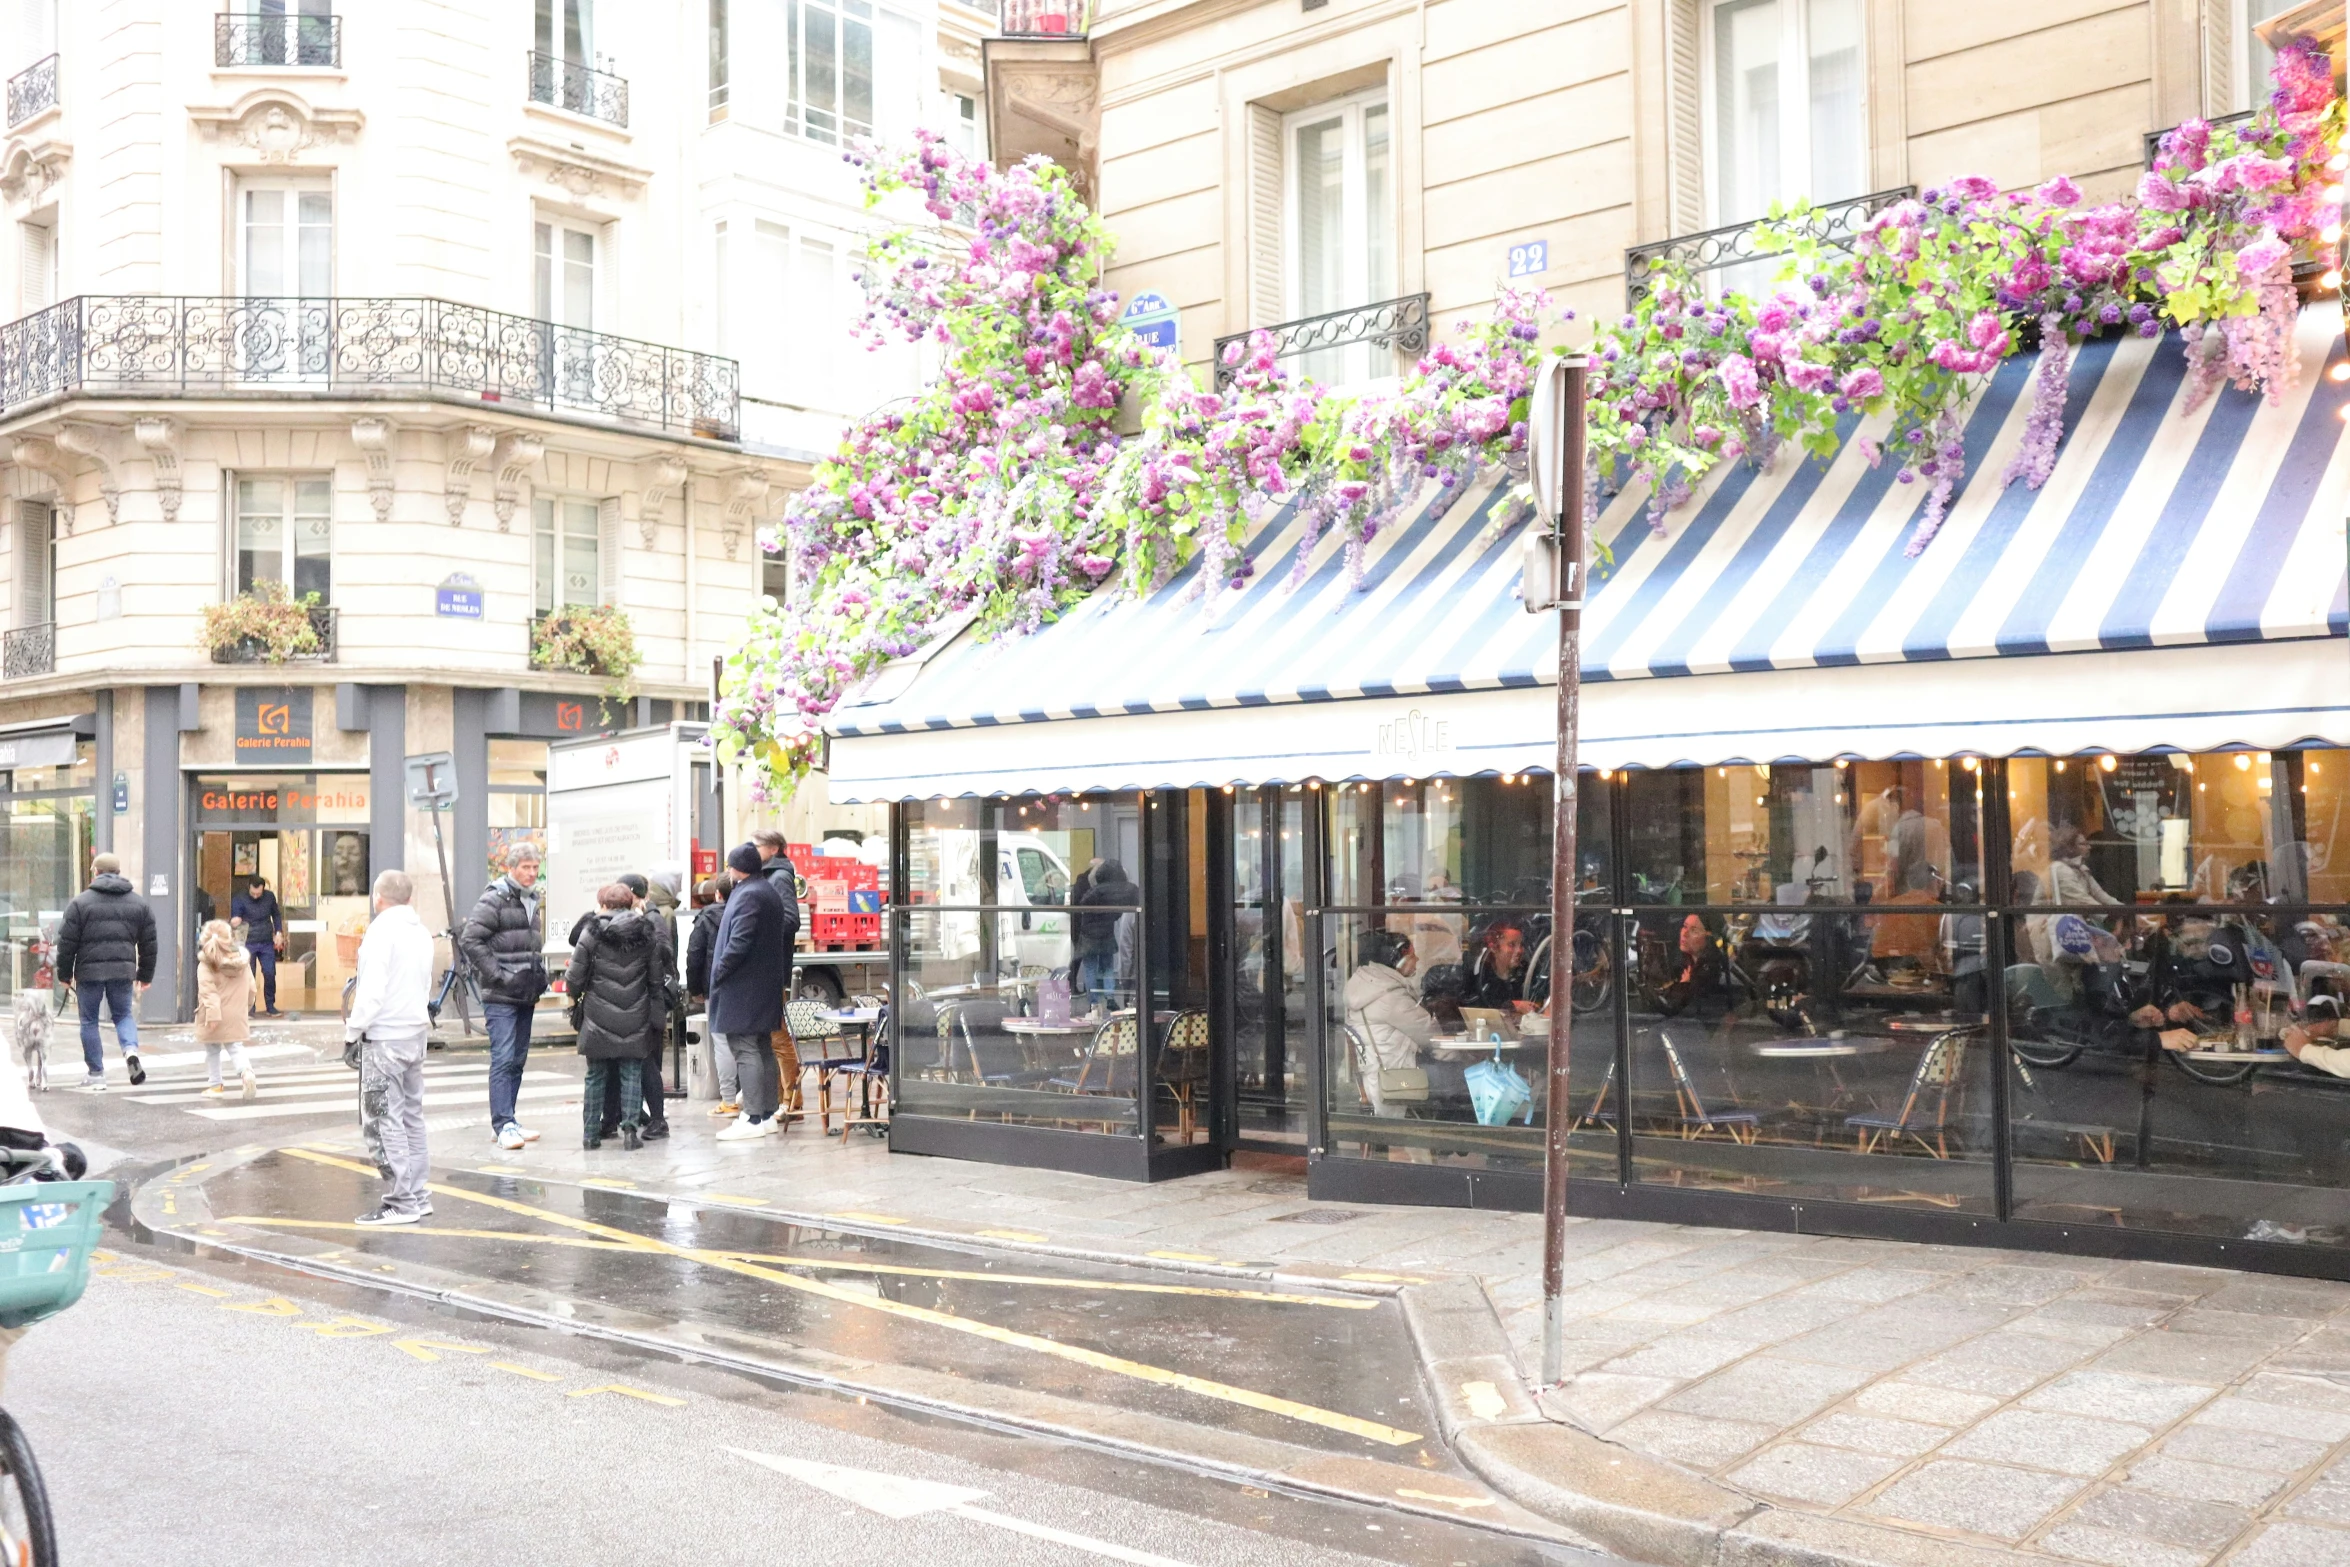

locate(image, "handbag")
[[1376, 1066, 1431, 1102]]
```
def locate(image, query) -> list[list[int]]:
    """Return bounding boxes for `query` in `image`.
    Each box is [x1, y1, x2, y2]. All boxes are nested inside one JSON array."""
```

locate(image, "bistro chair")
[[1845, 1024, 1976, 1158], [832, 1007, 891, 1144], [1157, 1009, 1210, 1142], [1049, 1014, 1139, 1097], [786, 999, 861, 1134], [1655, 1030, 1759, 1145], [945, 997, 1037, 1089]]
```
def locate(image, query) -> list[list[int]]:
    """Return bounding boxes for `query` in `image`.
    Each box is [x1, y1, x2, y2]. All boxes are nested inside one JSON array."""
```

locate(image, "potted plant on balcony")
[[199, 581, 325, 664], [531, 603, 641, 701]]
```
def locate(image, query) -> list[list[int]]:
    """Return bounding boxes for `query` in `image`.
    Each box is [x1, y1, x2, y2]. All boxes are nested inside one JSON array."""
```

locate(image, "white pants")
[[360, 1032, 430, 1214], [204, 1041, 252, 1086]]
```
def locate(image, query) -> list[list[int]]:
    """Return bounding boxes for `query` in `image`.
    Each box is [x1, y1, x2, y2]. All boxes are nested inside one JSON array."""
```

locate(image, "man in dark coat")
[[751, 831, 805, 1114], [566, 884, 663, 1151], [230, 873, 286, 1017], [458, 841, 549, 1151], [1075, 858, 1137, 1007], [56, 852, 159, 1089], [710, 843, 790, 1141]]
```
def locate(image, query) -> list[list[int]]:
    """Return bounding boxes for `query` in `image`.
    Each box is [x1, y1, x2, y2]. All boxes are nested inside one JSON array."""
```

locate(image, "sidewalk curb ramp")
[[1397, 1273, 2047, 1567], [124, 1152, 1595, 1554]]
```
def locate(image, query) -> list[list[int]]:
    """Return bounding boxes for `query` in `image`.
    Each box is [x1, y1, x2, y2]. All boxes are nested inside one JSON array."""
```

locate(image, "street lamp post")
[[1525, 354, 1588, 1388]]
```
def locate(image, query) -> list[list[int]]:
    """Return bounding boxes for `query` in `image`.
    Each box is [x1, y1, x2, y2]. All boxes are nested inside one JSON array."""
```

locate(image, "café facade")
[[827, 305, 2350, 1280]]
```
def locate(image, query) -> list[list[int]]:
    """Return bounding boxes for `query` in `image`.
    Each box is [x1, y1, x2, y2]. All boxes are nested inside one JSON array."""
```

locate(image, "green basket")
[[0, 1181, 114, 1330]]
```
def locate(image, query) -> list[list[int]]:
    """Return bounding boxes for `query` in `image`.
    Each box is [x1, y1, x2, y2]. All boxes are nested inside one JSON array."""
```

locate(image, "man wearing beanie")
[[707, 842, 789, 1140]]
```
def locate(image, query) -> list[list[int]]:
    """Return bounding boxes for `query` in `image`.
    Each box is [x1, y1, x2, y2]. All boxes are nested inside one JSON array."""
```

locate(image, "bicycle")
[[0, 1138, 114, 1567]]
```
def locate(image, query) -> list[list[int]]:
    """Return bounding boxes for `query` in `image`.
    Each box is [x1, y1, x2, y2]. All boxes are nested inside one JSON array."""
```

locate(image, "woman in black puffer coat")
[[566, 884, 662, 1150]]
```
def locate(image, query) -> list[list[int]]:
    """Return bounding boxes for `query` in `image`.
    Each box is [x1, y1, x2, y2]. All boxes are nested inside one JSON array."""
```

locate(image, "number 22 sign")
[[1506, 239, 1549, 279]]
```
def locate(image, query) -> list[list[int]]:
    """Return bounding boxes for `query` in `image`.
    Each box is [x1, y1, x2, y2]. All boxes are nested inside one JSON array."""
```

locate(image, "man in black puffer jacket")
[[458, 841, 549, 1151], [565, 884, 663, 1151], [55, 852, 158, 1090]]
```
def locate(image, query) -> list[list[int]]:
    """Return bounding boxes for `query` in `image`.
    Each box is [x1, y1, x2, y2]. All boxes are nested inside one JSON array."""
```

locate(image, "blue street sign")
[[1121, 291, 1180, 352], [1506, 239, 1549, 279], [435, 572, 484, 620]]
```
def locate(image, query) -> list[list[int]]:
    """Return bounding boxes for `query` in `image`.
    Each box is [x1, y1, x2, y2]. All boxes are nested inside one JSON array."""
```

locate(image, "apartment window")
[[12, 500, 52, 630], [19, 0, 53, 62], [535, 0, 594, 66], [533, 496, 602, 615], [709, 0, 729, 120], [1708, 0, 1865, 226], [240, 0, 336, 68], [239, 179, 332, 297], [1285, 89, 1392, 385], [18, 219, 53, 314], [533, 219, 596, 329], [952, 91, 978, 158], [234, 476, 332, 603], [761, 550, 788, 606], [2238, 1, 2293, 113]]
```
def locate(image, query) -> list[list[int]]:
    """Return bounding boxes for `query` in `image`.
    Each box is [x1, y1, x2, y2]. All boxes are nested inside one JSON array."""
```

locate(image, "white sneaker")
[[515, 1124, 541, 1143], [81, 1075, 105, 1092], [199, 1084, 227, 1099], [714, 1116, 771, 1142], [240, 1070, 258, 1102], [496, 1124, 526, 1151]]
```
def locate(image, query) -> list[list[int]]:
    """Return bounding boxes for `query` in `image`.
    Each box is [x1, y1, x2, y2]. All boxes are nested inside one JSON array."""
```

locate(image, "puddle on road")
[[198, 1152, 1445, 1465]]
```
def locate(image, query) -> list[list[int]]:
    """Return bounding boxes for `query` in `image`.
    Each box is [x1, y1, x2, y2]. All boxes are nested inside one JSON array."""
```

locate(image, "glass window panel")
[[235, 477, 284, 595], [806, 1, 838, 138], [1291, 115, 1345, 318], [1714, 0, 1781, 223], [295, 191, 332, 295], [843, 10, 873, 136], [292, 477, 331, 602], [532, 496, 556, 614], [244, 189, 285, 295], [1805, 0, 1864, 201], [563, 228, 594, 329], [561, 499, 599, 606], [533, 222, 554, 321], [1362, 102, 1392, 302], [0, 793, 93, 1005], [489, 738, 550, 787]]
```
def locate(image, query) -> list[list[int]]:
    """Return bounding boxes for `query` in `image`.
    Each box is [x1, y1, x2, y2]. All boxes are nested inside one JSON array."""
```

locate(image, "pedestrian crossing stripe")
[[175, 1082, 579, 1123], [126, 1068, 568, 1106]]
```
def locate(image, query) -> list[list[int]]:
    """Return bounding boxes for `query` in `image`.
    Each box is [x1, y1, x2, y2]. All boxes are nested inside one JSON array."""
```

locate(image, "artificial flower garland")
[[716, 41, 2341, 794]]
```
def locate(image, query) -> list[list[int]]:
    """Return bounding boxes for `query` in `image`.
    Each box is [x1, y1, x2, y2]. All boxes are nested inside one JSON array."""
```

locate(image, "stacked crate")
[[792, 844, 882, 949]]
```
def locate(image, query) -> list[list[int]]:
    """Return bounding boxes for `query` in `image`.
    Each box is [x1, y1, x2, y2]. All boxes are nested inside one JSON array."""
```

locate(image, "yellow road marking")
[[300, 1316, 395, 1338], [93, 1266, 173, 1282], [273, 1149, 1423, 1447], [221, 1296, 303, 1316], [1340, 1271, 1429, 1285], [568, 1384, 685, 1407], [1460, 1380, 1508, 1421], [1147, 1250, 1217, 1263], [976, 1228, 1046, 1243], [1395, 1487, 1494, 1511], [173, 1283, 231, 1299], [392, 1339, 491, 1363], [701, 1193, 769, 1206], [580, 1177, 637, 1189], [490, 1362, 564, 1382], [219, 1217, 1375, 1307], [827, 1210, 907, 1226]]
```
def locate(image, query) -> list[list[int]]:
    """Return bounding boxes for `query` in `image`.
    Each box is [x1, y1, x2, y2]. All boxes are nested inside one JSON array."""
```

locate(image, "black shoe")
[[621, 1125, 643, 1151], [641, 1122, 670, 1141], [582, 1136, 601, 1150], [596, 1123, 619, 1140], [125, 1053, 145, 1086]]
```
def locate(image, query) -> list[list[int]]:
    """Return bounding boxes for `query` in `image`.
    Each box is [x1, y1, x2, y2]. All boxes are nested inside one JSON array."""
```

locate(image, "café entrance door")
[[190, 773, 372, 1018]]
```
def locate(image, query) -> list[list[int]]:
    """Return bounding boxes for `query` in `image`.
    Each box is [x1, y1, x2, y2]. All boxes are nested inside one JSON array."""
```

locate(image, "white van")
[[933, 829, 1075, 975]]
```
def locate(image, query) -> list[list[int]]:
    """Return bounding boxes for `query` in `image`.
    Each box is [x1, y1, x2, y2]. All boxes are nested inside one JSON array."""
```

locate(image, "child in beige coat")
[[195, 919, 258, 1100]]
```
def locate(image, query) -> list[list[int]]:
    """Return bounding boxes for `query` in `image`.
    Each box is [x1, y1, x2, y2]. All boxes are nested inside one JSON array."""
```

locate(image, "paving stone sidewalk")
[[306, 1089, 2350, 1567]]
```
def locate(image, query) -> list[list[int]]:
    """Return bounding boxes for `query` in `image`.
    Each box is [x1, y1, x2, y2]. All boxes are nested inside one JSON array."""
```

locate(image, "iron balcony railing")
[[2, 623, 52, 680], [215, 12, 342, 69], [6, 53, 56, 128], [1211, 292, 1431, 391], [1624, 187, 1914, 306], [1000, 0, 1092, 37], [2144, 109, 2255, 168], [0, 296, 740, 441], [527, 50, 628, 128], [210, 604, 337, 665]]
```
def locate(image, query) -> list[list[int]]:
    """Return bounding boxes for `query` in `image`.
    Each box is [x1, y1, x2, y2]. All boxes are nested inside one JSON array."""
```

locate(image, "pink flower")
[[2136, 172, 2194, 213], [2037, 175, 2082, 208], [1966, 313, 2009, 352], [1785, 360, 1833, 393], [1839, 367, 1884, 401], [2235, 232, 2291, 277], [1717, 355, 1761, 409]]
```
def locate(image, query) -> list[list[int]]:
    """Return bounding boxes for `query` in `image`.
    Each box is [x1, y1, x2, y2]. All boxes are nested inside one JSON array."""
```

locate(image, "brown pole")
[[1540, 359, 1588, 1387]]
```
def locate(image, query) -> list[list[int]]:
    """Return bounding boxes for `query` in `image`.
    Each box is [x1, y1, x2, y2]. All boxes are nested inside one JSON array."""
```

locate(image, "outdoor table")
[[1749, 1033, 1898, 1138], [2179, 1049, 2293, 1065], [1002, 1017, 1106, 1073], [1427, 1035, 1529, 1055]]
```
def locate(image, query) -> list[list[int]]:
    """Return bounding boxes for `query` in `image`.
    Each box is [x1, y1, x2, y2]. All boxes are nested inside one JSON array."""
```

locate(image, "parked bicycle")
[[0, 1137, 114, 1567]]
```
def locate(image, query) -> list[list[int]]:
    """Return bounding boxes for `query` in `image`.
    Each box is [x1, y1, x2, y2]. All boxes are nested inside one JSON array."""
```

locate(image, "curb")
[[1396, 1273, 2053, 1567]]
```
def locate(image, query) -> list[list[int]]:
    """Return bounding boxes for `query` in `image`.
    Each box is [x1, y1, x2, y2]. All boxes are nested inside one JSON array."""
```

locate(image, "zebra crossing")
[[112, 1054, 579, 1124]]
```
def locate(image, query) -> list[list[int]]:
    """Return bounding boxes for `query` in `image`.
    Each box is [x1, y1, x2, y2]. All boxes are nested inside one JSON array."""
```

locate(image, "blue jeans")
[[77, 978, 138, 1074], [1078, 949, 1117, 1006], [247, 942, 277, 1012], [484, 1002, 535, 1132]]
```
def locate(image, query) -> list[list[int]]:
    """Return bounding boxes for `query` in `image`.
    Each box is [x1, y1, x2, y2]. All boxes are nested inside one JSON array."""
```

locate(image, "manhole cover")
[[1269, 1209, 1362, 1225], [1245, 1180, 1306, 1195]]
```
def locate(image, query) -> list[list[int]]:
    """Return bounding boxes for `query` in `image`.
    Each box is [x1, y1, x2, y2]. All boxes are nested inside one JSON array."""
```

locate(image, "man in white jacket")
[[346, 869, 435, 1226]]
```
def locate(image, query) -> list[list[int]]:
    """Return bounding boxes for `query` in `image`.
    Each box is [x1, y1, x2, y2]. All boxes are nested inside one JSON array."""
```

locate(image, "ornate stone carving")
[[52, 424, 125, 525], [0, 138, 69, 207], [350, 416, 396, 522], [443, 425, 497, 526], [190, 93, 364, 166], [491, 432, 545, 531], [632, 454, 688, 546], [133, 417, 181, 522], [721, 469, 770, 559], [10, 436, 67, 529]]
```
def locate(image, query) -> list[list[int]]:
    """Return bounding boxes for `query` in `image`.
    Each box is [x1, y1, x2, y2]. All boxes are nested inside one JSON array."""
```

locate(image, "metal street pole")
[[1538, 356, 1588, 1389]]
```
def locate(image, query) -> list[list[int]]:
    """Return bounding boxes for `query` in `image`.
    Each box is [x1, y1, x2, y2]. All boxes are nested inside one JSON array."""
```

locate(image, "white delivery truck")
[[927, 828, 1075, 976], [544, 722, 717, 947]]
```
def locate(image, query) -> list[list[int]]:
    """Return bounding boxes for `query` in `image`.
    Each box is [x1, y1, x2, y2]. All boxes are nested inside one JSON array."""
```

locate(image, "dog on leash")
[[11, 988, 54, 1093]]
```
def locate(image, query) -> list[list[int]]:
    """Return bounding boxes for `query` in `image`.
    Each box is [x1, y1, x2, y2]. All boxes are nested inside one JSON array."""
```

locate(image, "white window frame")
[[533, 494, 607, 616], [1700, 0, 1868, 228], [533, 217, 599, 331], [229, 472, 334, 604], [18, 216, 55, 315], [1280, 86, 1392, 325], [237, 175, 334, 298]]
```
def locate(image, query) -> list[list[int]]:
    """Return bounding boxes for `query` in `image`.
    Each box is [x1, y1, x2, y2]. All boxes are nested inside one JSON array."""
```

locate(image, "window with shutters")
[[1704, 0, 1866, 227], [1281, 88, 1392, 385], [233, 475, 333, 604], [533, 496, 603, 615], [12, 500, 52, 631], [17, 219, 53, 315]]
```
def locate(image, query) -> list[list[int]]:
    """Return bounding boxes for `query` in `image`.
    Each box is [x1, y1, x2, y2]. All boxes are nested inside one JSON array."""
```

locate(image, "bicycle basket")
[[1465, 1057, 1534, 1127], [0, 1180, 114, 1330]]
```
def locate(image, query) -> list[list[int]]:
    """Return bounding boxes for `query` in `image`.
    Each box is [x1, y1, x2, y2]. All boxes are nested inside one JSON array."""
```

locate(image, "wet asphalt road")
[[16, 1239, 1607, 1567]]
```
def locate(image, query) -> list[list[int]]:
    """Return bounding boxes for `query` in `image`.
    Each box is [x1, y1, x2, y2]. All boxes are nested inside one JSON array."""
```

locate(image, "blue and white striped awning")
[[827, 306, 2350, 801]]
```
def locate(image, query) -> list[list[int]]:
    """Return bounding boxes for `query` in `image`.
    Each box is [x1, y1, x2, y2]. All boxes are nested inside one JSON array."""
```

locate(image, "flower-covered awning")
[[824, 306, 2350, 798]]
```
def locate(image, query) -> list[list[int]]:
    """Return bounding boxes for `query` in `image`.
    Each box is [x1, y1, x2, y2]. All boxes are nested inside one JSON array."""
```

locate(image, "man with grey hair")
[[459, 840, 550, 1152], [347, 868, 434, 1225]]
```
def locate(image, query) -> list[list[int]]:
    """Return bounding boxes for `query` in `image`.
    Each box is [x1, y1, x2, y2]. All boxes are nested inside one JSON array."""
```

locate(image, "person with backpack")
[[566, 883, 665, 1151], [458, 841, 549, 1152], [55, 853, 158, 1090]]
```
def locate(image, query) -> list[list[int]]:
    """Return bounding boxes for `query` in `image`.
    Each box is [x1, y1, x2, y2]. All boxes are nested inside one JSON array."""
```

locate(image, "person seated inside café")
[[1462, 919, 1535, 1014], [1344, 930, 1470, 1112]]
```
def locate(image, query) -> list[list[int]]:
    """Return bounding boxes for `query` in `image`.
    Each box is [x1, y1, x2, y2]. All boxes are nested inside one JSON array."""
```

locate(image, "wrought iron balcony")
[[1624, 187, 1914, 306], [2144, 109, 2254, 169], [527, 51, 628, 129], [1211, 292, 1431, 391], [216, 12, 342, 69], [6, 54, 57, 128], [210, 604, 337, 665], [999, 0, 1092, 37], [2, 623, 52, 680], [0, 296, 740, 441]]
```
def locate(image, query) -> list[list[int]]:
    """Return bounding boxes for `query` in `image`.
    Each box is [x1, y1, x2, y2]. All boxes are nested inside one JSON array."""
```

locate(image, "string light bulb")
[[2099, 754, 2117, 772]]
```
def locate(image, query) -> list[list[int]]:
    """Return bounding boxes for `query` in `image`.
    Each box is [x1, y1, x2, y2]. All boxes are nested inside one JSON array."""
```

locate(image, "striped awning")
[[827, 306, 2350, 800]]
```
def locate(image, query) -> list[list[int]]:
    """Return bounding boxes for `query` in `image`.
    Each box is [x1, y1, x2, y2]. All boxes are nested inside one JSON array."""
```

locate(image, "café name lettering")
[[1374, 708, 1452, 758], [198, 785, 368, 818]]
